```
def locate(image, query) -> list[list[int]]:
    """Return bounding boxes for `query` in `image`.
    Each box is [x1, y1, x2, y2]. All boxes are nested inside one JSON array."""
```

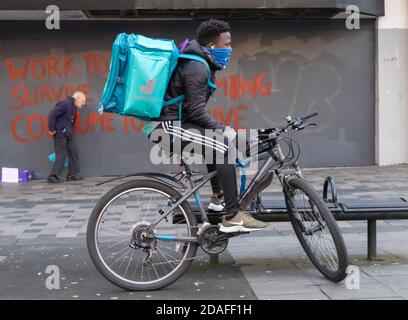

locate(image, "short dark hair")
[[196, 19, 231, 46]]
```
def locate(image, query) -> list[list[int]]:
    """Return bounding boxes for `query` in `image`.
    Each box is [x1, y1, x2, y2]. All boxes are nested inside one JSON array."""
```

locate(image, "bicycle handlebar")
[[249, 112, 319, 160], [285, 112, 319, 131], [255, 112, 319, 143]]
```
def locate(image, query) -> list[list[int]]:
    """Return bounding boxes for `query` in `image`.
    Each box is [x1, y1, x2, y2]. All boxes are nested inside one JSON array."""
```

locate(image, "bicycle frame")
[[145, 143, 302, 243], [144, 110, 322, 242]]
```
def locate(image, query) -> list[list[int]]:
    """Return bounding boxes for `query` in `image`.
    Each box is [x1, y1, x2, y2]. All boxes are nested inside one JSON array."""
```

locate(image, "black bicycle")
[[87, 112, 349, 290]]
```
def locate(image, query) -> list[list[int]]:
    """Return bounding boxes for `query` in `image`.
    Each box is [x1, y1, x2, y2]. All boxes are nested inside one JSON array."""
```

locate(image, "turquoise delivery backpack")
[[98, 33, 216, 121]]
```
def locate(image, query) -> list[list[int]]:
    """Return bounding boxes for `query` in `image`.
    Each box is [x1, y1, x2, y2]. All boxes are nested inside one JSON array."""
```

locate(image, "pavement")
[[1, 165, 408, 300]]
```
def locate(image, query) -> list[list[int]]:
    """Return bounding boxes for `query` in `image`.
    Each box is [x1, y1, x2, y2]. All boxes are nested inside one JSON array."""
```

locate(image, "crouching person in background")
[[47, 91, 86, 183]]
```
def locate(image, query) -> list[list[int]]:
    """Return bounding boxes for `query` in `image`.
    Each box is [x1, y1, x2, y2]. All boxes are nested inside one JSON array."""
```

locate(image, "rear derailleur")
[[129, 221, 157, 265]]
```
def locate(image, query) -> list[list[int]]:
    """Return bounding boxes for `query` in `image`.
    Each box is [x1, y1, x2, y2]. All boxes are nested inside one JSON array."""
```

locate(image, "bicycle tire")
[[87, 179, 198, 291], [285, 176, 349, 282]]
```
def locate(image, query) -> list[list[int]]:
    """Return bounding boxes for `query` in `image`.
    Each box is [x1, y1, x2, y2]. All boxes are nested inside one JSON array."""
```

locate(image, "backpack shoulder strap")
[[178, 54, 217, 91], [167, 54, 217, 121], [179, 53, 208, 68]]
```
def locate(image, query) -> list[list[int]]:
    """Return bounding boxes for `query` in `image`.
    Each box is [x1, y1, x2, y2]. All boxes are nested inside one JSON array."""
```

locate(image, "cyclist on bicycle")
[[144, 19, 266, 233]]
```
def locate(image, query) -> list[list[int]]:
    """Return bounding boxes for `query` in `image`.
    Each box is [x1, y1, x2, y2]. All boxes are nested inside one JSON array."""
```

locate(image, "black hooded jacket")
[[155, 40, 225, 130]]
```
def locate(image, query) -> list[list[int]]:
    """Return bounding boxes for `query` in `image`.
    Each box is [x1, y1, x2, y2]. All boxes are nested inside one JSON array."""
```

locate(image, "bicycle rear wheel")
[[87, 179, 198, 291], [285, 176, 349, 282]]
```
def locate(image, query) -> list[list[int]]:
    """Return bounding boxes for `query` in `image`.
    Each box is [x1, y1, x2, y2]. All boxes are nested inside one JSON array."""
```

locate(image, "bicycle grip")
[[301, 112, 318, 121]]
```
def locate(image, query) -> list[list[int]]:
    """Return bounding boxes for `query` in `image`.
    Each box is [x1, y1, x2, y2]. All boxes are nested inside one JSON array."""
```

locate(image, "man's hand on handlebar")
[[223, 126, 252, 157], [254, 112, 319, 143]]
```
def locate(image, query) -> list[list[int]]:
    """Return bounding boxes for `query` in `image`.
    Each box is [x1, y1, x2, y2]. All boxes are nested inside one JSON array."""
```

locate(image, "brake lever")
[[294, 123, 318, 131], [292, 118, 303, 127], [303, 123, 318, 129]]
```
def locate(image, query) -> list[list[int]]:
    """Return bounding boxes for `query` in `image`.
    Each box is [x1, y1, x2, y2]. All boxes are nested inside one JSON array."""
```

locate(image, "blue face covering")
[[206, 47, 232, 69]]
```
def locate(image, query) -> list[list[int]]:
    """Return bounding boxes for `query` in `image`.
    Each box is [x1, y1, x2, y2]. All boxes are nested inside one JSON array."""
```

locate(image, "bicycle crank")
[[198, 225, 249, 255], [198, 225, 229, 255]]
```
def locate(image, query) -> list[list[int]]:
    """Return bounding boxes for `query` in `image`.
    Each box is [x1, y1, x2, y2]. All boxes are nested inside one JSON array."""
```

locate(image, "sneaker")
[[208, 195, 225, 212], [66, 175, 84, 181], [219, 211, 267, 233], [47, 175, 64, 184]]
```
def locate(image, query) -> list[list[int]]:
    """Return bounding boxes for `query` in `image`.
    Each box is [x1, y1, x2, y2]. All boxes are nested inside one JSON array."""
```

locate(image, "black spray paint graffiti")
[[234, 51, 342, 133]]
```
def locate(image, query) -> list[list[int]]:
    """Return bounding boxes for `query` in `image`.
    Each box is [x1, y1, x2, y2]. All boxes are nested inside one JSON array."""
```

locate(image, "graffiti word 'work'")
[[5, 54, 109, 80], [5, 53, 108, 109]]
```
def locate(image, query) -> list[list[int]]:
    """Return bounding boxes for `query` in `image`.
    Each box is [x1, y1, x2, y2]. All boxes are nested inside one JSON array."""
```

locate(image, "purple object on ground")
[[178, 38, 190, 53], [0, 170, 34, 183], [18, 170, 30, 182]]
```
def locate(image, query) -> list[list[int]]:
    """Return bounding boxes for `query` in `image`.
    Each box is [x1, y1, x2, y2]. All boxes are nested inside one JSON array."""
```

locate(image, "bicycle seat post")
[[181, 159, 210, 225], [180, 158, 191, 175]]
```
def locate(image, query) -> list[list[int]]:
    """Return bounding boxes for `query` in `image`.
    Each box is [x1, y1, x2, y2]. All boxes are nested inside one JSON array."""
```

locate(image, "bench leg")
[[209, 253, 219, 265], [367, 220, 377, 261]]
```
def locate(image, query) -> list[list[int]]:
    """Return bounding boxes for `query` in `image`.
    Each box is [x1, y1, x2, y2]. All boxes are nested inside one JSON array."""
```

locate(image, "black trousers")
[[149, 121, 240, 215], [49, 134, 80, 178]]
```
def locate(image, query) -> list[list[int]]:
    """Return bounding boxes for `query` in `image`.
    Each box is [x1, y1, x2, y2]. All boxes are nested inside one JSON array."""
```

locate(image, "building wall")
[[0, 20, 376, 177], [377, 0, 408, 165]]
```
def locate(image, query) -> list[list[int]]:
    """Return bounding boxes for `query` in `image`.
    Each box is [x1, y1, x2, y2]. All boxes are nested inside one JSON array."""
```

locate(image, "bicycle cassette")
[[198, 225, 229, 255]]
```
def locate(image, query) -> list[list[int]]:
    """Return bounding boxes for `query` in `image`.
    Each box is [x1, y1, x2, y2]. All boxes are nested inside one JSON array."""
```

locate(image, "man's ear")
[[207, 42, 215, 49]]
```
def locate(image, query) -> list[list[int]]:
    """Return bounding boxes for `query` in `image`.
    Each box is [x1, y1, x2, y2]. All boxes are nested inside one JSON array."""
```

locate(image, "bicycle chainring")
[[198, 225, 229, 255]]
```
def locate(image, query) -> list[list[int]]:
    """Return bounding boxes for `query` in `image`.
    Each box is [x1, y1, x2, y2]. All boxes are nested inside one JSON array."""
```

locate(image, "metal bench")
[[188, 177, 408, 261]]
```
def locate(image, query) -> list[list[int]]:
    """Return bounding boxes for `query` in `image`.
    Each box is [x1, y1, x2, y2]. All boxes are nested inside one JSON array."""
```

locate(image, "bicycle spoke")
[[99, 224, 129, 236], [150, 254, 206, 266], [98, 233, 128, 244], [105, 207, 133, 227], [150, 258, 160, 280], [120, 197, 136, 226], [144, 193, 154, 221], [109, 247, 132, 269], [100, 238, 129, 252], [156, 247, 177, 269], [155, 248, 173, 274], [156, 246, 181, 263], [124, 249, 136, 278]]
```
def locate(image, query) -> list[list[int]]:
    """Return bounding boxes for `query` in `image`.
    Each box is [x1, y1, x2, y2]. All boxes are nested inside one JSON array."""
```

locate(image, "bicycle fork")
[[281, 174, 308, 233], [281, 174, 326, 235]]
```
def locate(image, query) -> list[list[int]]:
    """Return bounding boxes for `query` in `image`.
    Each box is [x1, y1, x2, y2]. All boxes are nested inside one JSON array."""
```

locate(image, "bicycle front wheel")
[[285, 176, 349, 282], [87, 179, 198, 291]]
